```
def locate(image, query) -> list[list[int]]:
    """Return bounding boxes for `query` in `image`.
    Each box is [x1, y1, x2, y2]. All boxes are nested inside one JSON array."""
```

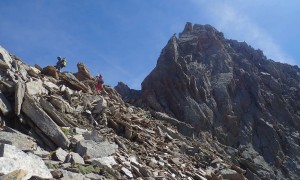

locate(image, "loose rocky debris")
[[0, 45, 252, 180]]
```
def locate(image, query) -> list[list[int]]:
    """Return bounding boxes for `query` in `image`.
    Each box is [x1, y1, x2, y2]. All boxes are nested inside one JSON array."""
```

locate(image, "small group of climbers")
[[54, 56, 106, 95]]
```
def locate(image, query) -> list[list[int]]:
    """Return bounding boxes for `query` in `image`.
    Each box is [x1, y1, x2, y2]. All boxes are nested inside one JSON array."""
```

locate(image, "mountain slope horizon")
[[0, 21, 299, 179]]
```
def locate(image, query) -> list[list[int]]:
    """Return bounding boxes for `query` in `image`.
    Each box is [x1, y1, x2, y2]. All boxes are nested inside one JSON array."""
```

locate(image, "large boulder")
[[92, 97, 107, 114], [0, 128, 37, 151], [73, 63, 94, 81], [0, 144, 52, 179], [22, 94, 70, 149], [76, 140, 118, 159], [59, 72, 89, 93], [40, 98, 71, 127], [41, 66, 59, 79], [25, 79, 48, 96]]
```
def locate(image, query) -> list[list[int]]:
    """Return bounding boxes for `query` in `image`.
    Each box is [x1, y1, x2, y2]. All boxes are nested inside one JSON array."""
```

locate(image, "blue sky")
[[1, 0, 299, 89]]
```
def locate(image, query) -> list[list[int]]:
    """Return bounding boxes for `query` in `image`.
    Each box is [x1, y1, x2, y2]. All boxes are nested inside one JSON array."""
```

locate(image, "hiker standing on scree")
[[95, 74, 104, 94], [55, 56, 67, 72]]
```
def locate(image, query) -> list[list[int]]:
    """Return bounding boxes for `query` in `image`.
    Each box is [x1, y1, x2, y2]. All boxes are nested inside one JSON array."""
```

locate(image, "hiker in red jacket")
[[95, 74, 104, 94]]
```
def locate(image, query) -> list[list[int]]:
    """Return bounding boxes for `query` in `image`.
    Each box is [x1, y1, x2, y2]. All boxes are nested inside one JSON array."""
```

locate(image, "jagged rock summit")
[[140, 22, 300, 179]]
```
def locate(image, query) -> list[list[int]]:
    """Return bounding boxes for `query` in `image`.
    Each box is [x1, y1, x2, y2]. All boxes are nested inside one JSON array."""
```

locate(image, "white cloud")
[[190, 0, 295, 65]]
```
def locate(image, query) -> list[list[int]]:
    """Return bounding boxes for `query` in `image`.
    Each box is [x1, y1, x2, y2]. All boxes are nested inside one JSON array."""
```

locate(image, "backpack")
[[61, 59, 67, 67]]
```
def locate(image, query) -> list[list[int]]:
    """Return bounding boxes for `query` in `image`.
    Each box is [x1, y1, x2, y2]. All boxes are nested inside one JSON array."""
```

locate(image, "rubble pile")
[[0, 45, 249, 179]]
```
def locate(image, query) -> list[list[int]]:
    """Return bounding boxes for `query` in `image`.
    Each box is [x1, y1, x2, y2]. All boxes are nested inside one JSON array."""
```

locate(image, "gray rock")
[[132, 163, 152, 177], [60, 170, 88, 180], [43, 81, 59, 91], [82, 130, 104, 142], [76, 140, 118, 159], [0, 144, 52, 179], [19, 65, 29, 81], [32, 147, 50, 158], [14, 81, 25, 116], [252, 118, 282, 165], [131, 165, 143, 178], [29, 66, 41, 74], [0, 78, 14, 93], [74, 127, 89, 135], [0, 46, 13, 69], [70, 152, 85, 164], [50, 95, 74, 113], [61, 163, 72, 169], [92, 97, 107, 114], [239, 145, 274, 179], [28, 126, 57, 150], [151, 111, 194, 137], [0, 128, 37, 151], [0, 169, 28, 180], [121, 167, 133, 179], [0, 92, 12, 116], [70, 134, 85, 144], [53, 147, 68, 162], [85, 173, 106, 180], [92, 156, 117, 168], [245, 169, 261, 180], [115, 138, 128, 152], [22, 94, 70, 149], [220, 169, 245, 180], [51, 169, 63, 179], [59, 72, 89, 93], [40, 98, 70, 127], [25, 79, 48, 96], [157, 124, 183, 141]]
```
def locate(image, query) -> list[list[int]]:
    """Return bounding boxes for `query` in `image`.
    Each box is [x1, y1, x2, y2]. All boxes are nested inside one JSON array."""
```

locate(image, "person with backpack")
[[95, 74, 104, 94], [55, 56, 67, 71]]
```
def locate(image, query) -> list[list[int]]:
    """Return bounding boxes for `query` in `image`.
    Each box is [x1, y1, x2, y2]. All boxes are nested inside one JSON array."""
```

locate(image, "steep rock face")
[[141, 23, 300, 179]]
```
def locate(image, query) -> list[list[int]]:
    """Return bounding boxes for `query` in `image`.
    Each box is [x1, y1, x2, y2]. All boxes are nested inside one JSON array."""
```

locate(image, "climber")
[[55, 56, 67, 72], [95, 74, 104, 94]]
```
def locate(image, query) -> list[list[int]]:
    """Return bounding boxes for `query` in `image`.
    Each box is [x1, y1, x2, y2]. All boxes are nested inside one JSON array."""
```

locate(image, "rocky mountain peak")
[[179, 22, 225, 45], [139, 23, 300, 179], [181, 22, 220, 36]]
